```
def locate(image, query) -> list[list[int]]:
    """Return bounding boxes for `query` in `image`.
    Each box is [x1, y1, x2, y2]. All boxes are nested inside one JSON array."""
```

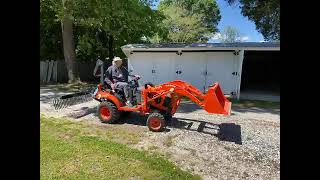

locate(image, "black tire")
[[164, 114, 172, 121], [163, 113, 173, 125], [147, 112, 166, 132], [121, 111, 131, 118], [97, 101, 120, 124], [114, 93, 125, 105]]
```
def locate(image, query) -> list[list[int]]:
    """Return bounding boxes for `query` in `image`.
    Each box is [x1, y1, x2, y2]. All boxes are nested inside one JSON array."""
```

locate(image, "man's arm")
[[104, 66, 114, 86]]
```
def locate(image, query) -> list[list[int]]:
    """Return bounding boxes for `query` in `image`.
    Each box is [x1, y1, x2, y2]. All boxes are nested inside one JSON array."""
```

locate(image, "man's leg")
[[115, 82, 130, 102]]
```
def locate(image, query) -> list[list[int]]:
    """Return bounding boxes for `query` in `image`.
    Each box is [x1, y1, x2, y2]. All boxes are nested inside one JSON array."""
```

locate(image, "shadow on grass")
[[66, 106, 98, 119]]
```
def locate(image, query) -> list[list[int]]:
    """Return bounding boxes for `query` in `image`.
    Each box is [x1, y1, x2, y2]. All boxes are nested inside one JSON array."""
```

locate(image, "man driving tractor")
[[104, 57, 133, 107]]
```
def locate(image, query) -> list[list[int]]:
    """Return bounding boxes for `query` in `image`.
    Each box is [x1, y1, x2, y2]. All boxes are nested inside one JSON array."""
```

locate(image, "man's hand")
[[111, 83, 116, 90]]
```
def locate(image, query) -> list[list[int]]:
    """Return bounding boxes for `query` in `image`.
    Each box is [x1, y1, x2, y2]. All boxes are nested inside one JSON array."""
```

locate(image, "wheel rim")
[[149, 117, 162, 130], [100, 107, 111, 121]]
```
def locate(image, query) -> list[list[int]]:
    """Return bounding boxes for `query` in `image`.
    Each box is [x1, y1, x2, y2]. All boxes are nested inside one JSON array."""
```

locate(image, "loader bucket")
[[203, 83, 232, 115]]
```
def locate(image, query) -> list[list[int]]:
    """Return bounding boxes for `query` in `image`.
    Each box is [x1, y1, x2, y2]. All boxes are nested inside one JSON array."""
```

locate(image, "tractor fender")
[[96, 91, 122, 109]]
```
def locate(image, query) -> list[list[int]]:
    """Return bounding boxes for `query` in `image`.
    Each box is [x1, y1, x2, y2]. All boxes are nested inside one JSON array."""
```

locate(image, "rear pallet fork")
[[52, 90, 94, 110]]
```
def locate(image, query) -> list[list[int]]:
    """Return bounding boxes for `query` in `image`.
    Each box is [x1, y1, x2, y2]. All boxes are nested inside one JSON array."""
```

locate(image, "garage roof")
[[122, 42, 280, 55]]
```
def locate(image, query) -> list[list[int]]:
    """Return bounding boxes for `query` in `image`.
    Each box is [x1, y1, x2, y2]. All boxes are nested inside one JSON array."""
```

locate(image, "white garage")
[[121, 42, 280, 99]]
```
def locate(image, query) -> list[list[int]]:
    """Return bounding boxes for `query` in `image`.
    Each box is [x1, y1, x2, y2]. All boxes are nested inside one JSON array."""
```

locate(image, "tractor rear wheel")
[[121, 111, 131, 118], [147, 113, 166, 132], [98, 101, 120, 124], [164, 114, 172, 121]]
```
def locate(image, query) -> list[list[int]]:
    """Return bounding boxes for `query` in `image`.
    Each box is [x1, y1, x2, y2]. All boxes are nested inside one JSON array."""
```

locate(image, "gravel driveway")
[[40, 86, 280, 180]]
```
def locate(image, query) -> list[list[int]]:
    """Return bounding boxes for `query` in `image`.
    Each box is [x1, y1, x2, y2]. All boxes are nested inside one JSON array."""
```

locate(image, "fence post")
[[40, 61, 44, 83], [52, 61, 57, 83], [43, 61, 49, 84], [47, 60, 53, 83]]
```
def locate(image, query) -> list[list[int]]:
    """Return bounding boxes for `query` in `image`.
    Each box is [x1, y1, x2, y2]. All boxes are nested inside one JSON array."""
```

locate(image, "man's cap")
[[113, 57, 122, 62]]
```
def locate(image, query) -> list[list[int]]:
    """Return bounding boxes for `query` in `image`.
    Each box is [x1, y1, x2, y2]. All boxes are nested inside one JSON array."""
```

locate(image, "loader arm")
[[145, 80, 231, 116]]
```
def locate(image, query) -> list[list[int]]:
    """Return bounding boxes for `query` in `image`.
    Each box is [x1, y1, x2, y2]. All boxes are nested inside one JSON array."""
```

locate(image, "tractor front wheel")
[[147, 113, 166, 132], [98, 102, 120, 124]]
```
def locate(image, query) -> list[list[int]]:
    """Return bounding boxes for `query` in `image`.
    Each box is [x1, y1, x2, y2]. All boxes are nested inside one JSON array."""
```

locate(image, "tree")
[[40, 0, 80, 83], [225, 0, 280, 41], [61, 0, 79, 83], [158, 0, 221, 42], [156, 5, 212, 43], [40, 0, 64, 61], [40, 0, 164, 82], [73, 0, 164, 60], [218, 26, 240, 43]]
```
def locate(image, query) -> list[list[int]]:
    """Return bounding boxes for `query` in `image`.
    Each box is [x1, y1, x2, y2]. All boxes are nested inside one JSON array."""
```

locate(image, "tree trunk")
[[61, 0, 79, 83]]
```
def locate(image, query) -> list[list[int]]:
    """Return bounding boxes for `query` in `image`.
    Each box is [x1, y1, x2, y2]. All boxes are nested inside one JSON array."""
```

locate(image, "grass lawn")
[[40, 115, 201, 180]]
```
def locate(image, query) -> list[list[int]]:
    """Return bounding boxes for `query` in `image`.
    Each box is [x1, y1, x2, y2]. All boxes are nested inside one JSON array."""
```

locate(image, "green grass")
[[43, 82, 97, 93], [148, 145, 159, 151], [40, 115, 201, 180]]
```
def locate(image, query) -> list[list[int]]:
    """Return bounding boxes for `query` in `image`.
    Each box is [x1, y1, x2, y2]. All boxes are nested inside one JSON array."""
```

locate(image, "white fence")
[[40, 60, 101, 84], [40, 60, 58, 84]]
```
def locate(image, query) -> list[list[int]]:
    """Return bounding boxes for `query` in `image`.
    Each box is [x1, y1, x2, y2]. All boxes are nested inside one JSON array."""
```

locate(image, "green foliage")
[[74, 27, 105, 62], [40, 0, 223, 62], [40, 0, 64, 60], [158, 5, 211, 43], [225, 0, 280, 41], [40, 0, 165, 62], [219, 26, 240, 43], [157, 0, 221, 42]]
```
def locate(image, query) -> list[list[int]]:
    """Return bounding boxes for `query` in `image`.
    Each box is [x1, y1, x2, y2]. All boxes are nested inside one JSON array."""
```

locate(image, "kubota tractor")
[[53, 58, 232, 132]]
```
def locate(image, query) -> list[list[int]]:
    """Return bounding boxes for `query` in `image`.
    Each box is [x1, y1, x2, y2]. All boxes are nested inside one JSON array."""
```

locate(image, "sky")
[[153, 0, 264, 42]]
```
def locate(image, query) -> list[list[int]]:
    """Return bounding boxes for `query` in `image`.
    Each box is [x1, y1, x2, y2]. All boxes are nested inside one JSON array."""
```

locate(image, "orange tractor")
[[53, 59, 232, 132]]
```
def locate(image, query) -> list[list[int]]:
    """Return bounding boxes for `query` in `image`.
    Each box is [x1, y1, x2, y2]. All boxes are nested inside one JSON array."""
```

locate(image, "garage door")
[[205, 52, 238, 94], [174, 52, 207, 91], [128, 51, 239, 95], [174, 52, 238, 94], [128, 52, 176, 85]]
